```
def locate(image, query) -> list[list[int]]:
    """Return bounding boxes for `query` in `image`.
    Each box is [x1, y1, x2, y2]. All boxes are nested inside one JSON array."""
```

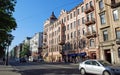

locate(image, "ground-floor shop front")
[[61, 48, 99, 63]]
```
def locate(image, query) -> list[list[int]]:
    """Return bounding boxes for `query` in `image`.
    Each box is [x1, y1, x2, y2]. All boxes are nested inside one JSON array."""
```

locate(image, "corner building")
[[42, 0, 100, 62]]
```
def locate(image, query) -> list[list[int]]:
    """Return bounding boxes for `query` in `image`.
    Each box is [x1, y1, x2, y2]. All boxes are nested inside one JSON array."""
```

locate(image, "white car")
[[79, 59, 120, 75]]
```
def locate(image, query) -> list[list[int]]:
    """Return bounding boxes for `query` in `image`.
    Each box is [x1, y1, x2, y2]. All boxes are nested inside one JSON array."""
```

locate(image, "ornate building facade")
[[95, 0, 120, 64], [43, 0, 100, 62]]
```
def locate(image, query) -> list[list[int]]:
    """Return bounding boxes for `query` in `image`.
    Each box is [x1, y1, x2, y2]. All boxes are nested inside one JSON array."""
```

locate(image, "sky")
[[10, 0, 83, 50]]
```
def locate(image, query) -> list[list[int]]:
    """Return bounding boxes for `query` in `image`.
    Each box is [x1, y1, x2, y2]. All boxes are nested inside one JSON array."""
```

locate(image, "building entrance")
[[104, 49, 111, 63]]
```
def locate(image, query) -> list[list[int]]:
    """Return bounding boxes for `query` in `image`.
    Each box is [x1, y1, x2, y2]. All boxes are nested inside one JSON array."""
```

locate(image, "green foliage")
[[0, 0, 17, 58], [20, 44, 30, 58]]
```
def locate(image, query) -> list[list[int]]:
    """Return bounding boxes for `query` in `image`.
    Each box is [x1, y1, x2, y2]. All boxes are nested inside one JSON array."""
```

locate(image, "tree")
[[0, 0, 17, 58], [20, 44, 31, 58]]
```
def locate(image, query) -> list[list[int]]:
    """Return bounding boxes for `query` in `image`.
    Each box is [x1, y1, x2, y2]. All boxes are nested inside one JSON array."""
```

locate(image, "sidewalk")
[[0, 60, 21, 75]]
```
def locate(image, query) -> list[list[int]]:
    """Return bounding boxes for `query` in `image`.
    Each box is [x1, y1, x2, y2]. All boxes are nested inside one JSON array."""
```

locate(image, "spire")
[[50, 12, 57, 20]]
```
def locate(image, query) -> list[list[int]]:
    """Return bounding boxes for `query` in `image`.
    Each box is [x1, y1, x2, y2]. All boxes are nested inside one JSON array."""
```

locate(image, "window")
[[86, 3, 89, 9], [74, 21, 76, 28], [90, 1, 93, 6], [70, 23, 72, 29], [71, 32, 73, 39], [85, 61, 92, 65], [61, 19, 64, 23], [64, 17, 66, 22], [83, 28, 85, 35], [78, 30, 80, 35], [90, 39, 95, 47], [113, 10, 119, 21], [88, 25, 92, 31], [74, 43, 77, 49], [67, 15, 69, 21], [77, 9, 80, 15], [67, 24, 69, 30], [111, 0, 115, 4], [100, 13, 106, 24], [74, 31, 76, 38], [116, 28, 120, 39], [99, 0, 104, 9], [78, 19, 80, 26], [70, 13, 72, 19], [90, 12, 93, 19], [82, 17, 85, 24], [92, 25, 96, 32], [58, 27, 60, 32], [64, 26, 66, 31], [103, 30, 108, 41], [87, 14, 90, 21], [67, 34, 69, 40], [74, 11, 76, 17], [81, 6, 84, 12], [92, 61, 99, 66]]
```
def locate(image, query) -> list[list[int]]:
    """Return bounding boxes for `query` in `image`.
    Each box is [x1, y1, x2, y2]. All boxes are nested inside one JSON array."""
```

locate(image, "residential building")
[[43, 0, 100, 62], [12, 43, 23, 59], [23, 37, 31, 46], [30, 32, 43, 60], [95, 0, 120, 64]]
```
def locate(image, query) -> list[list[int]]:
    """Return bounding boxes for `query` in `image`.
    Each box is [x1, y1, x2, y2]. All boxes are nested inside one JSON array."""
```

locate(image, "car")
[[38, 58, 44, 62], [79, 59, 120, 75], [20, 58, 27, 63], [15, 58, 19, 62]]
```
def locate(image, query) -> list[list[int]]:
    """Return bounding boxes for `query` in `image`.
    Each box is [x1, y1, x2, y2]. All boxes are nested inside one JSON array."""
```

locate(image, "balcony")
[[84, 5, 94, 14], [43, 38, 47, 42], [58, 40, 65, 45], [43, 32, 47, 35], [85, 18, 95, 26], [111, 1, 120, 8], [42, 45, 48, 49], [86, 31, 96, 38]]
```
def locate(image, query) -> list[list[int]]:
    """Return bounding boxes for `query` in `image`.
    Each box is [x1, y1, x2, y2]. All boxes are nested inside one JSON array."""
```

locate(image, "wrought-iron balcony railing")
[[84, 5, 94, 14], [85, 18, 95, 26], [43, 38, 47, 42], [42, 44, 48, 49], [43, 32, 47, 35], [86, 31, 96, 38], [111, 1, 120, 8], [58, 39, 65, 45]]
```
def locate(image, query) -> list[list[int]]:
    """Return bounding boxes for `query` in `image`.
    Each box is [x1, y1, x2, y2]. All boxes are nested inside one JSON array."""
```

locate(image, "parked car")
[[20, 58, 27, 63], [79, 59, 120, 75], [15, 58, 19, 62], [38, 58, 44, 62]]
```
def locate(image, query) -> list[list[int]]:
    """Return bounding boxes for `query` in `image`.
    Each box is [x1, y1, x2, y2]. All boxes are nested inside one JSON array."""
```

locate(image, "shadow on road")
[[19, 68, 80, 75]]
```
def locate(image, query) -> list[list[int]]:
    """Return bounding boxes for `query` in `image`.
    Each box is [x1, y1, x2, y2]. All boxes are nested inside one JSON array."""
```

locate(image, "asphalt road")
[[10, 61, 81, 75]]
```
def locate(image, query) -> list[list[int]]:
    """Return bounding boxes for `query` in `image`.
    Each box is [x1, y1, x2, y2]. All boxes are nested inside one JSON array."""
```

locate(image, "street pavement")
[[0, 60, 21, 75], [10, 61, 80, 75]]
